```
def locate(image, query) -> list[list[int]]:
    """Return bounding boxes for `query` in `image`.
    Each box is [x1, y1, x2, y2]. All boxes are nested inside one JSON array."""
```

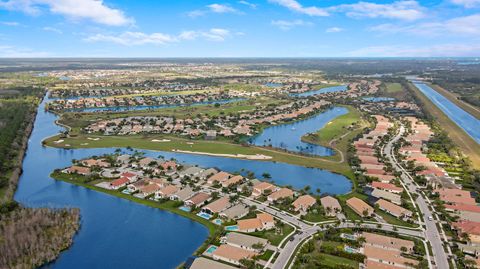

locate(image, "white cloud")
[[348, 43, 480, 57], [370, 14, 480, 36], [85, 32, 176, 46], [42, 26, 62, 34], [0, 0, 133, 26], [186, 10, 206, 18], [84, 28, 233, 46], [326, 27, 343, 33], [0, 44, 50, 57], [207, 3, 237, 13], [238, 1, 257, 9], [451, 0, 480, 8], [1, 21, 20, 26], [269, 0, 329, 16], [269, 0, 424, 20], [332, 1, 424, 21], [271, 19, 312, 30]]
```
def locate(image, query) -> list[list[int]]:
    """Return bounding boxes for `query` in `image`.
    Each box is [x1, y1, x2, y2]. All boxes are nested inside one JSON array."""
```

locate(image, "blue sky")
[[0, 0, 479, 57]]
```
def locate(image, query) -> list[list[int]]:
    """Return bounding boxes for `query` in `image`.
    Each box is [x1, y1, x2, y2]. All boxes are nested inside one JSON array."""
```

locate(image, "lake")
[[249, 106, 348, 157], [413, 82, 480, 144], [15, 96, 351, 269], [291, 85, 347, 97]]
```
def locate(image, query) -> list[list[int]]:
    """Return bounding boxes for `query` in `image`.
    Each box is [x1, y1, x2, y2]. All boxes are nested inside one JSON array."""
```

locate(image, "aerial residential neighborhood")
[[1, 1, 480, 269]]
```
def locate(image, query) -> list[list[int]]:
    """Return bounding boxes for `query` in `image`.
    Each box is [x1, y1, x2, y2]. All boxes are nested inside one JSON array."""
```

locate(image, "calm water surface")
[[291, 85, 347, 97], [249, 107, 348, 156], [15, 96, 351, 269], [413, 82, 480, 144]]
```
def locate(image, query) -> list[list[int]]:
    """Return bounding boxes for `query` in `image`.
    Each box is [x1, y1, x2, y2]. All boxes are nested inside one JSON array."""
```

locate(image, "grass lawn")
[[374, 208, 418, 228], [249, 224, 294, 246], [408, 82, 480, 169], [385, 83, 403, 93], [50, 171, 220, 255], [258, 249, 274, 261], [337, 192, 369, 221], [318, 253, 359, 268]]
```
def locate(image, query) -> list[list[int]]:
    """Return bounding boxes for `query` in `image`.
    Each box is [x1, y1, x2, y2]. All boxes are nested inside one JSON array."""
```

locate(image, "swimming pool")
[[197, 212, 212, 220], [212, 219, 222, 225], [179, 206, 191, 212], [225, 225, 238, 231], [205, 245, 218, 254], [344, 246, 358, 253]]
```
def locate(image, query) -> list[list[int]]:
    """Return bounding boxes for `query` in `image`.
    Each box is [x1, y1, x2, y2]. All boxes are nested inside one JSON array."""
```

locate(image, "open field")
[[430, 83, 480, 120], [385, 82, 403, 93], [408, 82, 480, 169]]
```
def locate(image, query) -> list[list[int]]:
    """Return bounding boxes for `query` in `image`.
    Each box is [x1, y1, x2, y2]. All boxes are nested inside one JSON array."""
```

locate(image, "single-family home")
[[375, 199, 412, 219], [252, 182, 277, 197], [65, 166, 91, 176], [320, 196, 342, 217], [202, 197, 231, 215], [109, 176, 129, 190], [224, 232, 268, 252], [185, 192, 211, 207], [292, 195, 316, 213], [211, 244, 256, 266], [267, 188, 294, 203], [346, 197, 374, 217]]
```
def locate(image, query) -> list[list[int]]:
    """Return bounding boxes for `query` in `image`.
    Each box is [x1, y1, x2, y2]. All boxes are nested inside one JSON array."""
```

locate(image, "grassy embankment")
[[50, 171, 220, 255], [301, 106, 367, 163], [408, 82, 480, 169], [429, 83, 480, 120]]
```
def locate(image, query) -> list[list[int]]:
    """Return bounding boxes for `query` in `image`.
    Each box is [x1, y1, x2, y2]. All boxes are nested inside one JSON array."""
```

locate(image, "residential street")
[[383, 125, 451, 269]]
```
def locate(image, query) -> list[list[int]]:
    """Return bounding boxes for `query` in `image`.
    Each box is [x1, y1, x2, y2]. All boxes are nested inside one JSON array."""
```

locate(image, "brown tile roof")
[[213, 244, 256, 262], [362, 232, 415, 251], [292, 195, 316, 211], [346, 197, 374, 216]]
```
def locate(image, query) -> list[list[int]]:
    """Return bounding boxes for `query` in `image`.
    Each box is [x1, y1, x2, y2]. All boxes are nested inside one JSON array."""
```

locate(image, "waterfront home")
[[189, 257, 236, 269], [375, 199, 412, 219], [237, 213, 275, 233], [224, 232, 268, 252], [267, 188, 294, 203], [178, 166, 204, 179], [65, 166, 91, 176], [346, 197, 374, 217], [202, 197, 231, 215], [320, 196, 342, 217], [109, 176, 129, 190], [198, 168, 219, 180], [222, 175, 244, 188], [170, 187, 195, 201], [362, 232, 415, 253], [220, 203, 249, 220], [207, 171, 232, 185], [453, 220, 480, 244], [185, 192, 211, 207], [121, 171, 139, 182], [127, 179, 149, 193], [81, 158, 110, 168], [371, 188, 401, 205], [116, 154, 131, 165], [211, 244, 256, 266], [371, 182, 403, 194], [138, 157, 159, 169], [136, 183, 162, 198], [154, 185, 178, 200], [252, 182, 277, 197], [205, 130, 217, 140], [292, 195, 316, 213], [237, 179, 260, 193], [160, 161, 177, 175]]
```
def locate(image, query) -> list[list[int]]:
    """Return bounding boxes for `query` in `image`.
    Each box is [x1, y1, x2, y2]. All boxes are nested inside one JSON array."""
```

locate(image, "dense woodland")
[[0, 87, 81, 269]]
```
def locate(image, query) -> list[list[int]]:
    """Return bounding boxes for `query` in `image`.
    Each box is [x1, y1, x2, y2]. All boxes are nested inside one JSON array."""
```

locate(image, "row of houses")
[[47, 91, 235, 112], [361, 232, 418, 269], [84, 99, 330, 138]]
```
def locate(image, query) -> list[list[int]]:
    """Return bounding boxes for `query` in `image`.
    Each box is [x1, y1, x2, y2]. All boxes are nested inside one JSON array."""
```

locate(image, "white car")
[[428, 216, 433, 221]]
